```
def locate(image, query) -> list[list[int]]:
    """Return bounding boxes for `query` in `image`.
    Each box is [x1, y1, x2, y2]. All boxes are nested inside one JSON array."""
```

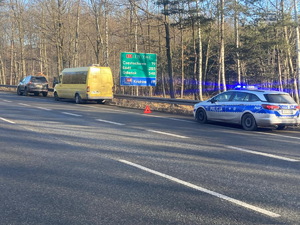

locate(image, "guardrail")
[[114, 94, 199, 105], [0, 84, 200, 106]]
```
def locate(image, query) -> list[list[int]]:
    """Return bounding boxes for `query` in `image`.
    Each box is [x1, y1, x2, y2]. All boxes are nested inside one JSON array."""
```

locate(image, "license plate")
[[281, 110, 293, 115]]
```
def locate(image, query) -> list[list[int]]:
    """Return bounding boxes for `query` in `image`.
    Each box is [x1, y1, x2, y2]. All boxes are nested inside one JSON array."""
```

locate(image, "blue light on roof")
[[234, 84, 258, 90]]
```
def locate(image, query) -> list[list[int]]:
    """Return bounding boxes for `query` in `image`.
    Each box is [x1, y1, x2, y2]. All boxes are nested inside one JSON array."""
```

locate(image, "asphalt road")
[[0, 91, 299, 225]]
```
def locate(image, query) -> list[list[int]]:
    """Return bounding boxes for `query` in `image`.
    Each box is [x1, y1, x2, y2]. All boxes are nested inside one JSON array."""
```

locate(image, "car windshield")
[[264, 94, 296, 104], [31, 77, 47, 83]]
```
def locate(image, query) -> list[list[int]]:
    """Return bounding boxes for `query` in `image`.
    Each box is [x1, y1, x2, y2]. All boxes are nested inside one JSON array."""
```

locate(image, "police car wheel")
[[276, 125, 287, 130], [241, 113, 257, 131], [196, 108, 207, 124]]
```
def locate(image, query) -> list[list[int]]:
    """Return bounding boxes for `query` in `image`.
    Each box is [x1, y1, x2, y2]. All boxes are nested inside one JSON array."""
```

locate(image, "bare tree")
[[234, 0, 241, 84], [293, 0, 300, 103], [163, 1, 175, 98], [218, 0, 226, 92], [73, 0, 81, 67]]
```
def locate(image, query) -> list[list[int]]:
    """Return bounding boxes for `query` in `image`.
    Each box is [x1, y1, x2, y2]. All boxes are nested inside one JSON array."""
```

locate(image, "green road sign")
[[120, 52, 157, 86]]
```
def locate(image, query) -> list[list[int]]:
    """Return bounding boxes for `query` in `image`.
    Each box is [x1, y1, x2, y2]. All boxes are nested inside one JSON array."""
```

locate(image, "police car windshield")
[[264, 94, 296, 104]]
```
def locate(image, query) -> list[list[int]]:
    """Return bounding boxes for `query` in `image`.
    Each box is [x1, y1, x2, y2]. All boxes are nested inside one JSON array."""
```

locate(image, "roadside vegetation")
[[0, 0, 300, 102]]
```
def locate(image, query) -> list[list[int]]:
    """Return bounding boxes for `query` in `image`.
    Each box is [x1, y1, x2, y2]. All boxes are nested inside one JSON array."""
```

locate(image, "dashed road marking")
[[18, 103, 30, 107], [96, 119, 125, 126], [147, 129, 189, 139], [227, 146, 299, 162], [37, 107, 52, 111], [118, 159, 281, 218], [62, 112, 82, 117], [0, 117, 15, 124]]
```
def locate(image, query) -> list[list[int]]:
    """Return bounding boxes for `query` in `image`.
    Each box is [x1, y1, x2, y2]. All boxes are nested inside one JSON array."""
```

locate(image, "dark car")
[[17, 75, 48, 97]]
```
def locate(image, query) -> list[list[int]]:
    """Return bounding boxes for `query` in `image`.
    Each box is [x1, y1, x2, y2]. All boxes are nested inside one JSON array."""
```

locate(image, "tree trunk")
[[234, 0, 241, 84], [293, 0, 300, 103], [180, 28, 184, 98], [220, 0, 226, 91], [197, 0, 203, 101], [104, 0, 109, 66], [74, 0, 80, 67], [163, 1, 175, 98]]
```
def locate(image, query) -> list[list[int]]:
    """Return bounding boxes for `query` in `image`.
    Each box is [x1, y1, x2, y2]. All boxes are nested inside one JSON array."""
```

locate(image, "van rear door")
[[88, 67, 113, 99]]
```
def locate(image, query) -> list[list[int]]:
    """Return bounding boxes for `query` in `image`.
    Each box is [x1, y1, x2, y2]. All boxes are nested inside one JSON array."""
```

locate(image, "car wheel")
[[276, 125, 287, 130], [42, 92, 48, 97], [24, 88, 29, 96], [34, 92, 39, 96], [241, 113, 257, 131], [17, 87, 22, 95], [54, 92, 60, 101], [75, 94, 82, 104], [195, 108, 207, 124]]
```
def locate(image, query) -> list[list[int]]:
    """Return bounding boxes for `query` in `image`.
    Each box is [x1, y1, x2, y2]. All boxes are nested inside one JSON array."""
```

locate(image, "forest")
[[0, 0, 300, 102]]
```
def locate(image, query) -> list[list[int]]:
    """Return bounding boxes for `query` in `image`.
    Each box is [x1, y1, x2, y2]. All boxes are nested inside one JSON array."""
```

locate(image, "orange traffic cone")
[[144, 105, 152, 114]]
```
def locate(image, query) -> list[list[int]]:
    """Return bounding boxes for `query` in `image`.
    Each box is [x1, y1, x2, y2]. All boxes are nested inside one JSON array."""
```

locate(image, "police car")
[[193, 87, 300, 131]]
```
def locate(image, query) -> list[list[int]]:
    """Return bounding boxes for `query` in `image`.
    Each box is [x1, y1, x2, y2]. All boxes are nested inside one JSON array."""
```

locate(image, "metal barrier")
[[0, 84, 200, 106]]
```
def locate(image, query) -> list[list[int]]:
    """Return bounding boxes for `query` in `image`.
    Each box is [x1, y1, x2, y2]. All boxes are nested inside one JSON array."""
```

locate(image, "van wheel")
[[54, 92, 60, 101], [42, 92, 48, 97], [241, 113, 257, 131], [75, 94, 82, 104]]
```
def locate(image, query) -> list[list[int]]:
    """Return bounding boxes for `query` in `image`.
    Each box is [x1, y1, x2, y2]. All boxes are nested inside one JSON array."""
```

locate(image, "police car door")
[[225, 91, 249, 122], [208, 91, 234, 121]]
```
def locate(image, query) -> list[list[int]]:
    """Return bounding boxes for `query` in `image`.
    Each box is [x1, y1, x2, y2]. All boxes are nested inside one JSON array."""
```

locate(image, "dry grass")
[[113, 99, 194, 116], [0, 87, 194, 116]]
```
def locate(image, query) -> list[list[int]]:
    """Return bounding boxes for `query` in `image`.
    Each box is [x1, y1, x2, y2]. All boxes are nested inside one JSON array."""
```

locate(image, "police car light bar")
[[234, 85, 258, 90]]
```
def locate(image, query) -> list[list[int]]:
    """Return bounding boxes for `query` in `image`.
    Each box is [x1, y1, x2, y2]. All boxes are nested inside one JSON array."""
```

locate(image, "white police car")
[[194, 87, 300, 131]]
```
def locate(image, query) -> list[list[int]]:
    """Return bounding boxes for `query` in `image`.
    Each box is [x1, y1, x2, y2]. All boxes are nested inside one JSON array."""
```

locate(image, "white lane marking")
[[255, 132, 300, 141], [62, 112, 82, 117], [3, 100, 12, 103], [37, 107, 52, 111], [147, 130, 189, 139], [227, 146, 299, 162], [96, 119, 125, 126], [0, 117, 15, 124], [118, 159, 281, 218], [18, 103, 30, 107]]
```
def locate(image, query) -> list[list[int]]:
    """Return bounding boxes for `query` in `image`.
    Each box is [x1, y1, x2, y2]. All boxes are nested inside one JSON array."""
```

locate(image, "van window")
[[62, 71, 87, 84]]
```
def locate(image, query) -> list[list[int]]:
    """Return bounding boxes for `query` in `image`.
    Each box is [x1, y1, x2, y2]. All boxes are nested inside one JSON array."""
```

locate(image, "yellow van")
[[54, 65, 113, 104]]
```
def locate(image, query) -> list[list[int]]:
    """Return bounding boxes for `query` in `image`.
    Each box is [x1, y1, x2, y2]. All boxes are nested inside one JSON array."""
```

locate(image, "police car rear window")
[[264, 94, 296, 104]]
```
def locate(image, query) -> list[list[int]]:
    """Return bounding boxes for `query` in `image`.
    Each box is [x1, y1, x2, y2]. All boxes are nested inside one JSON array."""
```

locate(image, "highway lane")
[[0, 91, 299, 224]]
